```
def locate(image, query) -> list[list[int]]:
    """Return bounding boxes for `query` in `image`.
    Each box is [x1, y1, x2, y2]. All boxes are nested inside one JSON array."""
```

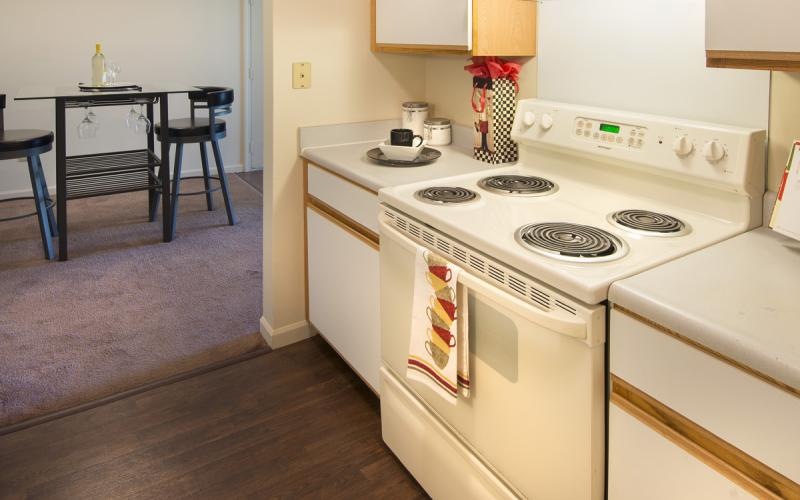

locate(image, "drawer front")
[[609, 402, 756, 500], [380, 367, 518, 500], [307, 163, 379, 234], [610, 308, 800, 484], [307, 208, 380, 391]]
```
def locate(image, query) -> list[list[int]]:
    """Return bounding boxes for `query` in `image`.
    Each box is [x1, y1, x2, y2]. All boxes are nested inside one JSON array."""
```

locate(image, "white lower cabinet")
[[609, 403, 755, 500], [306, 208, 380, 391]]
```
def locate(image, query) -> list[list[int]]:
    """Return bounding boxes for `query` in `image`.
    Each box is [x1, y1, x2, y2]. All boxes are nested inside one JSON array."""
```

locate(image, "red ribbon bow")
[[464, 56, 521, 92]]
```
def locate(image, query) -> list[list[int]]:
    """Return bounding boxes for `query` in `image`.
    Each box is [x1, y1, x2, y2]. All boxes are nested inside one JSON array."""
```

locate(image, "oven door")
[[380, 218, 605, 500]]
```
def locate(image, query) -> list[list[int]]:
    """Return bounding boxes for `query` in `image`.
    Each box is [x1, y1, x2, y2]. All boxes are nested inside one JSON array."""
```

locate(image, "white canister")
[[423, 117, 452, 146], [402, 101, 428, 136]]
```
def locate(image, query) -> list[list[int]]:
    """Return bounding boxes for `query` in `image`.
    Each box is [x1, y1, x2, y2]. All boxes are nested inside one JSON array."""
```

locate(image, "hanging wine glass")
[[134, 104, 151, 135], [87, 109, 98, 124], [126, 105, 138, 129], [77, 107, 98, 139]]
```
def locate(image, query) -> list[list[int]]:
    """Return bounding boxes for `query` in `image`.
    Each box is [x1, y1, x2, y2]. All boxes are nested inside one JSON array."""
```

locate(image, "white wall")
[[0, 0, 245, 199], [537, 0, 770, 129], [261, 0, 427, 345]]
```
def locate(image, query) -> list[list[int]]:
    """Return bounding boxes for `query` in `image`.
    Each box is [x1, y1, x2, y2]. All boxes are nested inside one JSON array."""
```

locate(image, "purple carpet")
[[0, 175, 265, 427]]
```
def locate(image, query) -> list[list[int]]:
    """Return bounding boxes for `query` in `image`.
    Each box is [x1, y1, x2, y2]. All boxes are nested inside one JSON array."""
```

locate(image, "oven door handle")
[[380, 221, 589, 340]]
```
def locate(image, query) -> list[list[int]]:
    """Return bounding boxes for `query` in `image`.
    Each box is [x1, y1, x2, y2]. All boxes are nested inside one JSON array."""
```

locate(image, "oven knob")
[[671, 135, 693, 157], [522, 111, 536, 127], [540, 113, 554, 131], [703, 140, 725, 162]]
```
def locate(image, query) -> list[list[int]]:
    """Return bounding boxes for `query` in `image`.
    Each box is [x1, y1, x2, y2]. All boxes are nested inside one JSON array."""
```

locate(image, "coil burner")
[[414, 187, 480, 205], [478, 175, 558, 197], [515, 222, 628, 262], [608, 209, 690, 237]]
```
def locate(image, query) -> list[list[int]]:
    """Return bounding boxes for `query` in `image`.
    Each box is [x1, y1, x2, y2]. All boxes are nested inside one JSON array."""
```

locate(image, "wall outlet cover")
[[292, 62, 311, 89]]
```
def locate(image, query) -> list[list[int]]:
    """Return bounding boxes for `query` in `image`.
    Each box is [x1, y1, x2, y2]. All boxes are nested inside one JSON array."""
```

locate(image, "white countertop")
[[303, 141, 494, 192], [299, 120, 493, 192], [610, 228, 800, 393]]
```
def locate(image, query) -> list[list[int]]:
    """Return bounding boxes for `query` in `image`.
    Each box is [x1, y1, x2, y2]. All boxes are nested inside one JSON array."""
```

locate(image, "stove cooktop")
[[378, 162, 749, 305]]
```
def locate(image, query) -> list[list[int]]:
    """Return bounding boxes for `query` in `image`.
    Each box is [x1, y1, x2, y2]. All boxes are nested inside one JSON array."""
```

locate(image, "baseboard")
[[0, 164, 245, 200], [259, 316, 316, 349]]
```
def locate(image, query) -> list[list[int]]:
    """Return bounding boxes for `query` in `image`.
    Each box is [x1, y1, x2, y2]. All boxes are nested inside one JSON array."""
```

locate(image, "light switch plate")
[[292, 62, 311, 89]]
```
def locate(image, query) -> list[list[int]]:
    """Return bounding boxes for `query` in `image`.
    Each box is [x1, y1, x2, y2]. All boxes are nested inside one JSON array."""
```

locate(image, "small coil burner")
[[414, 187, 479, 205], [515, 222, 628, 262], [608, 209, 690, 237], [478, 175, 558, 197]]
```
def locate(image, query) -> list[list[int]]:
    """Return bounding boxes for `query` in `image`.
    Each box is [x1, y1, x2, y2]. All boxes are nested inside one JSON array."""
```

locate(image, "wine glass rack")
[[63, 97, 161, 201]]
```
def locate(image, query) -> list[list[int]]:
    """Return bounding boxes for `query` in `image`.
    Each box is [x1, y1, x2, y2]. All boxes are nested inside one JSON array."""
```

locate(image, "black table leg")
[[55, 98, 68, 261], [147, 102, 157, 222], [160, 94, 172, 242]]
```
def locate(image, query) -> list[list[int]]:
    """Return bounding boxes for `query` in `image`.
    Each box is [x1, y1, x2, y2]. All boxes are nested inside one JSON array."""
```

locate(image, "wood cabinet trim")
[[611, 375, 799, 499], [303, 160, 310, 320], [612, 304, 800, 399], [306, 161, 379, 196], [706, 50, 800, 71], [306, 196, 380, 250], [472, 0, 537, 57], [373, 43, 470, 56]]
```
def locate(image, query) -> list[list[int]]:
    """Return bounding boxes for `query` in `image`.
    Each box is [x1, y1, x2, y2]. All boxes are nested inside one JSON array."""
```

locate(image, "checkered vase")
[[472, 77, 518, 164]]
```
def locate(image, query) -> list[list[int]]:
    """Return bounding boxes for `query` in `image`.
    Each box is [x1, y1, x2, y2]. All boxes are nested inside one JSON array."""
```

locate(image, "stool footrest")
[[175, 175, 222, 197], [0, 196, 55, 223]]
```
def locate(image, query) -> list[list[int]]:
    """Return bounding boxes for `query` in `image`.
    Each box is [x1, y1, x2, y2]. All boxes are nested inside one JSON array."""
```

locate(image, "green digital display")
[[599, 123, 621, 134]]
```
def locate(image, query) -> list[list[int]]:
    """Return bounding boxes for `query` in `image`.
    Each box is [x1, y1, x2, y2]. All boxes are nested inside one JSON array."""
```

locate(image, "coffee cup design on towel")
[[429, 326, 456, 349], [430, 295, 456, 322], [426, 271, 450, 292], [435, 286, 455, 303], [427, 306, 451, 331], [424, 251, 448, 268], [428, 265, 452, 283], [429, 296, 455, 326], [425, 340, 449, 369]]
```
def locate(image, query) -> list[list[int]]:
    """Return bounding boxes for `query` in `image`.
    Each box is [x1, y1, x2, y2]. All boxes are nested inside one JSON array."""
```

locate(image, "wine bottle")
[[91, 43, 106, 86]]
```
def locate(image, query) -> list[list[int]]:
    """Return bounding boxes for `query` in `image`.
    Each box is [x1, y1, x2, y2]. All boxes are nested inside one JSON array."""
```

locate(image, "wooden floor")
[[0, 336, 427, 500]]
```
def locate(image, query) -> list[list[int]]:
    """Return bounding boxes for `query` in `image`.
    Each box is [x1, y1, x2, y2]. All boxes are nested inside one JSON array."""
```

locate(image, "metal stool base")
[[175, 175, 222, 196], [0, 196, 55, 222]]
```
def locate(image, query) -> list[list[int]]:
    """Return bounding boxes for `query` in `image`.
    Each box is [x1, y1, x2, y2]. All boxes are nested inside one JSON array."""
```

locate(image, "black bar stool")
[[0, 94, 57, 260], [154, 86, 237, 238]]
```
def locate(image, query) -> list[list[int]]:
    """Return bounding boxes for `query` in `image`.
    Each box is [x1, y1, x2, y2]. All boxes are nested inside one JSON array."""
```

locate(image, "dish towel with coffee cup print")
[[407, 246, 470, 403]]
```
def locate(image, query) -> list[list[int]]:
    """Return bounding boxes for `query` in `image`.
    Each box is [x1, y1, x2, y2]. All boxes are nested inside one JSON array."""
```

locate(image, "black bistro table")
[[15, 83, 197, 261]]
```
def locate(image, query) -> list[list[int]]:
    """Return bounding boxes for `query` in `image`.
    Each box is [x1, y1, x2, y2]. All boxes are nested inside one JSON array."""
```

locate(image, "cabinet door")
[[373, 0, 472, 52], [609, 403, 756, 500], [706, 0, 800, 70], [307, 208, 380, 392]]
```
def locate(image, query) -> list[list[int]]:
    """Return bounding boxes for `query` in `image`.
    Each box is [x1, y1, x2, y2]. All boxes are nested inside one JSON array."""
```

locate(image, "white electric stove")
[[377, 99, 766, 499], [381, 99, 766, 305]]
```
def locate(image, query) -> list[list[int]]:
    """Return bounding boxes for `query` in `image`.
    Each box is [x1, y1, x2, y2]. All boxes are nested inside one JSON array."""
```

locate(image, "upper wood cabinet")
[[706, 0, 800, 71], [371, 0, 536, 57]]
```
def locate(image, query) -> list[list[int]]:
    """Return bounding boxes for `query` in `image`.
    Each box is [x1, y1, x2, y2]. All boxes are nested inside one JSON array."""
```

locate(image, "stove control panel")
[[511, 99, 766, 196], [573, 117, 648, 150]]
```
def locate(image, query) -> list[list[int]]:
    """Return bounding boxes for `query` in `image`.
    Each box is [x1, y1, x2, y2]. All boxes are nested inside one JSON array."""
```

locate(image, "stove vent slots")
[[384, 209, 574, 315]]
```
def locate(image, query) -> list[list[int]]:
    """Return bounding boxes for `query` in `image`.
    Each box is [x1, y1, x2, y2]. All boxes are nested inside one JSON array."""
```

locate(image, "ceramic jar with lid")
[[423, 117, 452, 146], [402, 101, 429, 136]]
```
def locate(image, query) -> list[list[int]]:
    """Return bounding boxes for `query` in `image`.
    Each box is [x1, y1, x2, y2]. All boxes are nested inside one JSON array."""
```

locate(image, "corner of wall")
[[260, 316, 315, 349]]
